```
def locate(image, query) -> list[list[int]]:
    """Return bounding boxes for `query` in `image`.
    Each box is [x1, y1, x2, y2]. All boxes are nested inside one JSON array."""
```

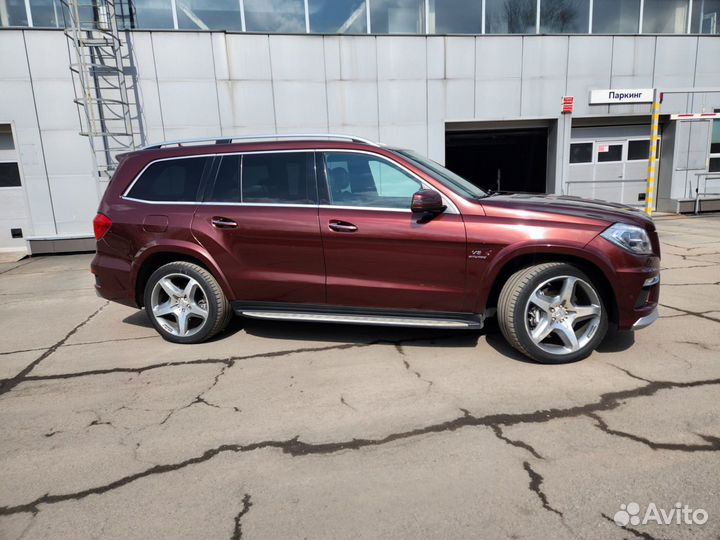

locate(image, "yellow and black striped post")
[[645, 89, 661, 215]]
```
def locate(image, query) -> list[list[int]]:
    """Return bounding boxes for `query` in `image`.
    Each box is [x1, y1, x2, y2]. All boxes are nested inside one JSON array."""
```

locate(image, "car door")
[[318, 150, 468, 313], [191, 150, 325, 304]]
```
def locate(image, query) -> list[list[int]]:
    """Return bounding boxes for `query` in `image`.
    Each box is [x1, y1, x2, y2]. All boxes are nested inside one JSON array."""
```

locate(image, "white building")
[[1, 0, 719, 253]]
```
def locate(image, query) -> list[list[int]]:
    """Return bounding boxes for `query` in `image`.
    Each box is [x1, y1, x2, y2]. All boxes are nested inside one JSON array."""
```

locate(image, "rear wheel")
[[498, 262, 607, 364], [144, 261, 232, 344]]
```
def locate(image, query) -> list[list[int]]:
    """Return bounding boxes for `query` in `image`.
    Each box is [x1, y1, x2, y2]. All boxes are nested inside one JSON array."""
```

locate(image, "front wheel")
[[497, 262, 607, 364], [144, 261, 232, 344]]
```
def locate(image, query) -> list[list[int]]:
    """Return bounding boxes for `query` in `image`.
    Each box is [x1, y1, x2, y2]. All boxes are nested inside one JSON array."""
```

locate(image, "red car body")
[[92, 139, 660, 335]]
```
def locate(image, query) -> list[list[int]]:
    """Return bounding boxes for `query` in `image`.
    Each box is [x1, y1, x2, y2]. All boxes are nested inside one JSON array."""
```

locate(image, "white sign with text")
[[590, 89, 654, 104]]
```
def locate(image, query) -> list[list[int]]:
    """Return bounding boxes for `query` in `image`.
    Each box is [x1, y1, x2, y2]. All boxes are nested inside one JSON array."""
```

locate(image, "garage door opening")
[[445, 128, 548, 193]]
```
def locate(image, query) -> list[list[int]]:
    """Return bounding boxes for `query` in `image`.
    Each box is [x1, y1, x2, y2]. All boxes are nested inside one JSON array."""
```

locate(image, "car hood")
[[479, 193, 654, 229]]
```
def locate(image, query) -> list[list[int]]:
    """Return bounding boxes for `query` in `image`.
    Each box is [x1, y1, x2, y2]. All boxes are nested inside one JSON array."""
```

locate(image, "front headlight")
[[600, 223, 653, 255]]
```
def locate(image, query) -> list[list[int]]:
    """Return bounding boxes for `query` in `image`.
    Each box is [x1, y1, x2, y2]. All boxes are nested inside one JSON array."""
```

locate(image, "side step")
[[239, 310, 483, 330]]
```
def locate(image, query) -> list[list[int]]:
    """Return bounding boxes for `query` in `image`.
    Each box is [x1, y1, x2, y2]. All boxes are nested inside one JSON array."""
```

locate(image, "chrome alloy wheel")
[[523, 275, 602, 355], [150, 273, 209, 337]]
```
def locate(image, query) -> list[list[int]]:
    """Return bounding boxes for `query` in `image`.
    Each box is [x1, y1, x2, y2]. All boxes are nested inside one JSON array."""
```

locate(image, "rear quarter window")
[[126, 156, 208, 202]]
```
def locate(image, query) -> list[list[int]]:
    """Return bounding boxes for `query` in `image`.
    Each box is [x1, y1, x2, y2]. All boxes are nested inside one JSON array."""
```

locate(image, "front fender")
[[470, 239, 618, 314]]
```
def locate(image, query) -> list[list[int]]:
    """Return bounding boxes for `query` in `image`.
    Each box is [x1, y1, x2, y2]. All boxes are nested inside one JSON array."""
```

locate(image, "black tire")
[[144, 261, 232, 344], [497, 262, 608, 364]]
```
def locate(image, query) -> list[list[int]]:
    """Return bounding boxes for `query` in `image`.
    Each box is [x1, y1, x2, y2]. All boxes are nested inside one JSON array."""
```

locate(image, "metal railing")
[[694, 172, 720, 214]]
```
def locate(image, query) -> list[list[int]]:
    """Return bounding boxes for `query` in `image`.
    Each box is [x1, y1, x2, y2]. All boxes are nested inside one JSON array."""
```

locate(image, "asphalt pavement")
[[1, 214, 719, 539]]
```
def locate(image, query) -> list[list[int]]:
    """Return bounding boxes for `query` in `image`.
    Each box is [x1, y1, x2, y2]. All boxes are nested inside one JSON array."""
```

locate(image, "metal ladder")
[[61, 0, 137, 181]]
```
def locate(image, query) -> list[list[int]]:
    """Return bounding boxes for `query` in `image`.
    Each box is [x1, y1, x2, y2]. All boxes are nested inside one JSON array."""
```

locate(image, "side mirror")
[[411, 189, 446, 222]]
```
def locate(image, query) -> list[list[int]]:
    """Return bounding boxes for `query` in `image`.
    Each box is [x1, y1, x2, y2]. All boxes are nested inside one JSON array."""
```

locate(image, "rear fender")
[[131, 240, 236, 301]]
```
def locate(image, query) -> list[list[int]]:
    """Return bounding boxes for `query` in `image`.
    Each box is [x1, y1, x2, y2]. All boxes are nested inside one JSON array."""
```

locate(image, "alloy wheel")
[[523, 275, 602, 355], [150, 273, 209, 337]]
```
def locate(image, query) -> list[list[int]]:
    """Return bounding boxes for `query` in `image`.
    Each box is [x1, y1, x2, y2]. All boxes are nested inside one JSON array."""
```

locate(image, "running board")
[[239, 310, 483, 329]]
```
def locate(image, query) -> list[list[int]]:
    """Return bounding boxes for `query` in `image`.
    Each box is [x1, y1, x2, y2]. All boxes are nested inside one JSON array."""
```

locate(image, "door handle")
[[211, 216, 238, 229], [328, 220, 358, 233]]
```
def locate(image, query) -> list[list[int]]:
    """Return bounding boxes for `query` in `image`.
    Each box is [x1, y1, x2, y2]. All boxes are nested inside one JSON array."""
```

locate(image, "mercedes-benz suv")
[[91, 134, 660, 363]]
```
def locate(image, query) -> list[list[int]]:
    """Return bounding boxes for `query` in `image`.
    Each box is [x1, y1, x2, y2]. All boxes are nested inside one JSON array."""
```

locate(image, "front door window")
[[324, 152, 421, 209]]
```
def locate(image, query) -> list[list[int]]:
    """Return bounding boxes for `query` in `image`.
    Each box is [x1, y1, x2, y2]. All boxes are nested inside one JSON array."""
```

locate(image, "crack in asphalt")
[[3, 369, 719, 517], [231, 494, 253, 540], [396, 344, 434, 390], [0, 343, 371, 389], [658, 303, 720, 324], [523, 461, 563, 518], [340, 394, 357, 411], [0, 258, 33, 275], [0, 302, 109, 397], [0, 334, 464, 391], [490, 425, 544, 460], [601, 513, 661, 540], [662, 281, 720, 286], [161, 362, 238, 424], [588, 412, 720, 452]]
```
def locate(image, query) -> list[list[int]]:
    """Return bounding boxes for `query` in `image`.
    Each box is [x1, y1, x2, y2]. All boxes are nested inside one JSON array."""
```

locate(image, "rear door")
[[191, 151, 325, 304], [318, 150, 468, 313]]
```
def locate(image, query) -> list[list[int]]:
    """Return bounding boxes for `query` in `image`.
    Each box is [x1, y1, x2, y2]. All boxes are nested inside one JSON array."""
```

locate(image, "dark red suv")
[[91, 134, 660, 363]]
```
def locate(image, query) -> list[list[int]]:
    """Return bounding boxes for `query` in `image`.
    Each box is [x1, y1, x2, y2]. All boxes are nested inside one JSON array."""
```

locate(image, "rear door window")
[[207, 155, 241, 203], [127, 156, 209, 202], [241, 152, 316, 204]]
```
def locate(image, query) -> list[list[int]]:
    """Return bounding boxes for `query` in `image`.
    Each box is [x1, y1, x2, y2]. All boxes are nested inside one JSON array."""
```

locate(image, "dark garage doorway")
[[445, 128, 548, 193]]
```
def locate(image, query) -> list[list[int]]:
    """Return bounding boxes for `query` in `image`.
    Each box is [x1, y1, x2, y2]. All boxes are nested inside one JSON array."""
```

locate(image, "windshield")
[[394, 149, 488, 199]]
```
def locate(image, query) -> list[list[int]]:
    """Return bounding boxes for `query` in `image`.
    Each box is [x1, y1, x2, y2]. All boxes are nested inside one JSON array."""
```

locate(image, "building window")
[[370, 0, 424, 33], [0, 125, 21, 188], [243, 0, 306, 32], [0, 163, 21, 188], [28, 0, 62, 28], [308, 0, 367, 33], [176, 0, 242, 30], [429, 0, 482, 33], [691, 0, 720, 33], [592, 0, 641, 33], [628, 139, 651, 160], [642, 0, 689, 33], [710, 118, 720, 172], [0, 0, 29, 26], [597, 143, 623, 162], [540, 0, 590, 32], [132, 0, 175, 29], [569, 142, 593, 163], [485, 0, 537, 33]]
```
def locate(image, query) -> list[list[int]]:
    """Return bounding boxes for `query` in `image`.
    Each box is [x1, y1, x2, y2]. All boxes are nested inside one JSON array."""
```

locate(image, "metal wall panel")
[[269, 35, 326, 82], [521, 36, 568, 117], [475, 37, 522, 119], [377, 36, 426, 80], [566, 36, 612, 117], [609, 36, 655, 116], [274, 81, 329, 131], [653, 36, 698, 113], [4, 30, 720, 248]]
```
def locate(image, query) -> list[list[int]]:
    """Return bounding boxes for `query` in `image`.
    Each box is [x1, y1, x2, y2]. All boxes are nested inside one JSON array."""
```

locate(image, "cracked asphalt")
[[1, 215, 719, 540]]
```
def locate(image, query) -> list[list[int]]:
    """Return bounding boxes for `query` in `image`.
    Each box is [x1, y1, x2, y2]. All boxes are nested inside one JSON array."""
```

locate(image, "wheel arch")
[[480, 249, 619, 325], [132, 242, 234, 308]]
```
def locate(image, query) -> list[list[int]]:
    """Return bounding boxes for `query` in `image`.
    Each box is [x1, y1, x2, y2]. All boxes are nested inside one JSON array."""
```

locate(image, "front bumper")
[[585, 235, 660, 331], [632, 307, 659, 330]]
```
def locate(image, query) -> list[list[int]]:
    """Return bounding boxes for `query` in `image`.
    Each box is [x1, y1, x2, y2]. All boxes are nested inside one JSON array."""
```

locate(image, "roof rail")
[[141, 133, 381, 150]]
